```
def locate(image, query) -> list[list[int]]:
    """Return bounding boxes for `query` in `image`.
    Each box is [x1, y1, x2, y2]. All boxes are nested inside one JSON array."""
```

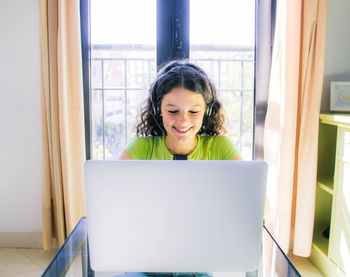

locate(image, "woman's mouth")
[[173, 126, 192, 134]]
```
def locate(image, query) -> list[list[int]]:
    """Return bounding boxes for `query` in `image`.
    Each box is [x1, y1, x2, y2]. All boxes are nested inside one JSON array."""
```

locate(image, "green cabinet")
[[310, 114, 350, 277]]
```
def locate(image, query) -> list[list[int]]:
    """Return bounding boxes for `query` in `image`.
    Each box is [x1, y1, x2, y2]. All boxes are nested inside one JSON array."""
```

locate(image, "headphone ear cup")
[[206, 83, 215, 117], [206, 104, 213, 117]]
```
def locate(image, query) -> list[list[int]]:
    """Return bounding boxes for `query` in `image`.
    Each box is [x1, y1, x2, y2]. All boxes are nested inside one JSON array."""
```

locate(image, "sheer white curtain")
[[264, 0, 328, 256]]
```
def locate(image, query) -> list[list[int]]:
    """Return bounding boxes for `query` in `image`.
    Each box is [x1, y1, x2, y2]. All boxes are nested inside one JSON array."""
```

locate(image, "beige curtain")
[[264, 0, 328, 256], [38, 0, 86, 249]]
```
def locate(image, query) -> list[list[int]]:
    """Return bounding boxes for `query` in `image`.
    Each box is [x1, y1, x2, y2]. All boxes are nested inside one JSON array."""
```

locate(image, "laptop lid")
[[85, 160, 267, 273]]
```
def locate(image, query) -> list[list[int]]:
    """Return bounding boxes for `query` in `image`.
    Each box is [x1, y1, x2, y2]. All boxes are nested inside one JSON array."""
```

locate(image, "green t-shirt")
[[125, 134, 238, 160]]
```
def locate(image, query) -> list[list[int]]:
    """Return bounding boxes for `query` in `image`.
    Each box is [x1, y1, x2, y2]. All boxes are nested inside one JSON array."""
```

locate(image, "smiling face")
[[160, 87, 206, 149]]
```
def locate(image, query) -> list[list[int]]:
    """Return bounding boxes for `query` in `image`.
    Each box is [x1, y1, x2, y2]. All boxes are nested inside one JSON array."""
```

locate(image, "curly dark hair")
[[136, 60, 226, 136]]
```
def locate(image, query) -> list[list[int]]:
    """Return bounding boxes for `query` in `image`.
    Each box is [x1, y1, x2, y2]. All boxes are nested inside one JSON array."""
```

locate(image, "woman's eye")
[[167, 110, 200, 114]]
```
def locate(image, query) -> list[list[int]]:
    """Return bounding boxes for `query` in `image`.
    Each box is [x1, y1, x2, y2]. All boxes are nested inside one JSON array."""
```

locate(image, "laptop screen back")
[[85, 160, 267, 273]]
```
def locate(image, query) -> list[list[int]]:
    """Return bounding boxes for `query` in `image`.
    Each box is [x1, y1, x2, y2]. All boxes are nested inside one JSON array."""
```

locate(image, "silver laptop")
[[84, 160, 267, 273]]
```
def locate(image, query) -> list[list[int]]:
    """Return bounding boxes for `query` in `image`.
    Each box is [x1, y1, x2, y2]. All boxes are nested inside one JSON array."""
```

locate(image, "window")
[[82, 0, 256, 160], [90, 0, 156, 160], [190, 0, 255, 158]]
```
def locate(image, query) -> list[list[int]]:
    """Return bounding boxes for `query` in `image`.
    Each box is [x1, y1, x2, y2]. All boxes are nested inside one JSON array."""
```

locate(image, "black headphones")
[[150, 81, 216, 117], [150, 80, 161, 115], [206, 83, 216, 117]]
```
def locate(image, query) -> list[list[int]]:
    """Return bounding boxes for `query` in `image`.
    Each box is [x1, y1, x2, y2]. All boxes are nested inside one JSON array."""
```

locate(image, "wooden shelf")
[[320, 113, 350, 128], [312, 114, 350, 277], [317, 176, 334, 195], [313, 229, 329, 256]]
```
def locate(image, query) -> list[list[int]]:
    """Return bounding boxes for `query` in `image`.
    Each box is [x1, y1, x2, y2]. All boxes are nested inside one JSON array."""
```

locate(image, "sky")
[[91, 0, 255, 47]]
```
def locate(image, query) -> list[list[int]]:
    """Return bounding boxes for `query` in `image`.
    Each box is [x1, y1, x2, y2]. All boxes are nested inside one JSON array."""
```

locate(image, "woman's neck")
[[165, 135, 198, 155]]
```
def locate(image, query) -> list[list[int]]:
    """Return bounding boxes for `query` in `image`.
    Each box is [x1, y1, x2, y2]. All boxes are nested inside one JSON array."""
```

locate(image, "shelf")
[[310, 243, 346, 277], [312, 114, 350, 277], [317, 123, 337, 179], [317, 176, 334, 195], [313, 229, 329, 256], [320, 113, 350, 128]]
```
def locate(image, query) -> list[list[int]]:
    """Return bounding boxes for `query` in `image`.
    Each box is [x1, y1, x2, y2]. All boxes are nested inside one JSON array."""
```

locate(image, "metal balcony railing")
[[90, 44, 254, 160]]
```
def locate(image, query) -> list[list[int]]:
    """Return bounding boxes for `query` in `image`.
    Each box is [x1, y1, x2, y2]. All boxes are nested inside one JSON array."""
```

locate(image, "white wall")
[[0, 0, 41, 232], [321, 0, 350, 112], [0, 0, 347, 234]]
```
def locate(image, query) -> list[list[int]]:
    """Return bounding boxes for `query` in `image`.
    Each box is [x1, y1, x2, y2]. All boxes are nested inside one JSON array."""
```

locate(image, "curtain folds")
[[38, 0, 86, 249], [264, 0, 328, 256]]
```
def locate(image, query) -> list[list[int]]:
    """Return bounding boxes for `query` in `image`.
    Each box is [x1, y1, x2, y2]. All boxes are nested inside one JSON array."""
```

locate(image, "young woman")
[[119, 60, 242, 160]]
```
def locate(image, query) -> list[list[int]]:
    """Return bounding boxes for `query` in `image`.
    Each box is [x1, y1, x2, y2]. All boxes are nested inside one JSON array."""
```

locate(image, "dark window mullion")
[[80, 0, 91, 160], [157, 0, 189, 69], [253, 0, 276, 160], [174, 0, 189, 60]]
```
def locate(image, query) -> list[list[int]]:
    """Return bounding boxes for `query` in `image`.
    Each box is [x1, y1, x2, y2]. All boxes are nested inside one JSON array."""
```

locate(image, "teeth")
[[175, 127, 190, 132]]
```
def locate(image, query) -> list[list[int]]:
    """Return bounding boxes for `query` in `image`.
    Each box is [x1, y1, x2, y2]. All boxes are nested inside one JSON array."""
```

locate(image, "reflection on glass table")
[[41, 217, 301, 277]]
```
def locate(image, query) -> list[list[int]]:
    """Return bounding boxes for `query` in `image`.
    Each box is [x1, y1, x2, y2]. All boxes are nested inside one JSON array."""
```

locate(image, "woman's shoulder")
[[126, 135, 163, 153], [125, 136, 168, 160], [199, 135, 232, 145], [128, 136, 163, 147], [197, 135, 238, 159]]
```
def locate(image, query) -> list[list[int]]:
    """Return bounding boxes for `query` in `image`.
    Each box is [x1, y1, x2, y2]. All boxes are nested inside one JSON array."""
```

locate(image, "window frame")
[[80, 0, 276, 160], [157, 0, 189, 67], [80, 0, 91, 159]]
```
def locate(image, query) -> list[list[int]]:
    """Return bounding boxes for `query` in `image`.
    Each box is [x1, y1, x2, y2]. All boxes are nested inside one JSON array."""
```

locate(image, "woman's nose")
[[176, 112, 189, 124]]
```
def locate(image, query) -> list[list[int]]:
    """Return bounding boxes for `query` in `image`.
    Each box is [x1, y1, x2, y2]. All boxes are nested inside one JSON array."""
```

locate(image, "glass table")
[[41, 217, 301, 277]]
